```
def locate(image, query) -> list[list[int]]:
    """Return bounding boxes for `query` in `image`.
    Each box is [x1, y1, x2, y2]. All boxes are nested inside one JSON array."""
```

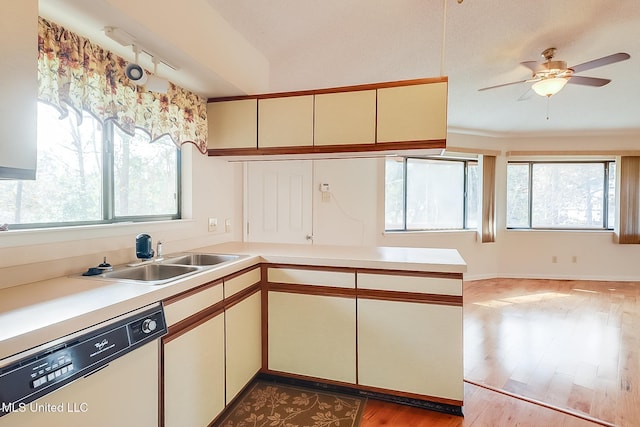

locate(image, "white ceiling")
[[39, 0, 640, 137]]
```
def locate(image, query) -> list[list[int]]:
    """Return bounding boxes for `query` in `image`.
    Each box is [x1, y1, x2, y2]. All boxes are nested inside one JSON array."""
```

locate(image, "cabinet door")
[[258, 96, 313, 148], [225, 291, 262, 403], [164, 312, 225, 427], [314, 90, 376, 146], [376, 82, 447, 143], [0, 0, 37, 179], [207, 99, 257, 149], [268, 291, 356, 383], [358, 298, 463, 401]]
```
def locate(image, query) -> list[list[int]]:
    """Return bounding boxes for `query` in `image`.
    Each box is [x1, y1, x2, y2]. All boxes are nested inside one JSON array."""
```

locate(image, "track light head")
[[125, 63, 148, 85]]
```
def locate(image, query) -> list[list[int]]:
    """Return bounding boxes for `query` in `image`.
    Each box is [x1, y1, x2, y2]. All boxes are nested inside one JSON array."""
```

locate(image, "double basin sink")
[[93, 253, 242, 285]]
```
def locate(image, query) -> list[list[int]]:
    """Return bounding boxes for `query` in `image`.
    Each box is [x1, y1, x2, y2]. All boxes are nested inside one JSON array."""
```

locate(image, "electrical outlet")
[[225, 218, 231, 233], [208, 217, 218, 232]]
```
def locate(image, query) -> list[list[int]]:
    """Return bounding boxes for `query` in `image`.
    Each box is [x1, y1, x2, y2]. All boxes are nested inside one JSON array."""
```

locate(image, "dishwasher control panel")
[[0, 304, 166, 417]]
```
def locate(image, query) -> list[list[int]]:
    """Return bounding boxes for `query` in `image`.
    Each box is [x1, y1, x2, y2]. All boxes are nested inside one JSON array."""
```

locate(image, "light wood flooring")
[[361, 278, 640, 427]]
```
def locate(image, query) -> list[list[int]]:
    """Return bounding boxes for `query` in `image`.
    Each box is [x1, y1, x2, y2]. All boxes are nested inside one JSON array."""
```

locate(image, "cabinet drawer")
[[164, 282, 223, 326], [225, 267, 261, 298], [358, 273, 461, 296], [268, 267, 355, 289]]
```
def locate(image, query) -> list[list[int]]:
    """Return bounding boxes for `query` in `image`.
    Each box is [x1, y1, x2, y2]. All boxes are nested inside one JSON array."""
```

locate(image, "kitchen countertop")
[[0, 242, 466, 361]]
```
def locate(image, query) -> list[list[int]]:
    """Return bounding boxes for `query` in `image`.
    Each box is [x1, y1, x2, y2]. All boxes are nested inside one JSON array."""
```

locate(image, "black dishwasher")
[[0, 303, 166, 417]]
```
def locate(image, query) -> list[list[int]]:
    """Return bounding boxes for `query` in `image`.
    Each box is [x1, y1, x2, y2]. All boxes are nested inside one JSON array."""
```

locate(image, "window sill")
[[505, 228, 614, 233], [383, 229, 477, 236], [0, 219, 195, 249]]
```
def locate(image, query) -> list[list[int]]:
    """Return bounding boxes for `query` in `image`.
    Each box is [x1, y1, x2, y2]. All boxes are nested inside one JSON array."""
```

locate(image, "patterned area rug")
[[217, 379, 366, 427]]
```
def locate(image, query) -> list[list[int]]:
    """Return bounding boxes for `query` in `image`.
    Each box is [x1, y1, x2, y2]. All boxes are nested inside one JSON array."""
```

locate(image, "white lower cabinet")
[[225, 291, 262, 403], [268, 291, 356, 383], [163, 312, 226, 427], [357, 298, 463, 401]]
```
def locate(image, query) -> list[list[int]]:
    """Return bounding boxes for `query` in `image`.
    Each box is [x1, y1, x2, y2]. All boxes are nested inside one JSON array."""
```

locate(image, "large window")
[[506, 161, 615, 229], [385, 157, 478, 231], [0, 103, 180, 229]]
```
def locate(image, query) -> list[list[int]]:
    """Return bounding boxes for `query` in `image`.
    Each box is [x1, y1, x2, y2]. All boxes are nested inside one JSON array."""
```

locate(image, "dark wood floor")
[[361, 278, 640, 427]]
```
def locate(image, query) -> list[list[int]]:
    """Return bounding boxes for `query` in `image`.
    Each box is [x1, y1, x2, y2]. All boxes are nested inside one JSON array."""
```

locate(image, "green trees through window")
[[506, 161, 615, 229], [0, 103, 180, 229], [385, 157, 478, 231]]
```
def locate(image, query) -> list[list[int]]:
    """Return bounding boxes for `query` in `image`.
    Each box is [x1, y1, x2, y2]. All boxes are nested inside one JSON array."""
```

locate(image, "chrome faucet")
[[156, 240, 164, 261]]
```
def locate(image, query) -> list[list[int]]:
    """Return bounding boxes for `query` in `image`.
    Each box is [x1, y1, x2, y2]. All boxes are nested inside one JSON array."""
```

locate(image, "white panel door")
[[246, 160, 313, 244]]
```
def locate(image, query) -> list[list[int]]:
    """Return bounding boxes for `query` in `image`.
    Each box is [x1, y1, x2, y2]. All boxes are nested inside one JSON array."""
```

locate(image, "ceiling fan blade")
[[517, 88, 533, 101], [478, 79, 529, 91], [567, 75, 611, 87], [569, 52, 630, 74]]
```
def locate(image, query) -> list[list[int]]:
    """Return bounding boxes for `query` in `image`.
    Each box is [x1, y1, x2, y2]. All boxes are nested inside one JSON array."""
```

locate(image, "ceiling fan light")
[[532, 77, 568, 97]]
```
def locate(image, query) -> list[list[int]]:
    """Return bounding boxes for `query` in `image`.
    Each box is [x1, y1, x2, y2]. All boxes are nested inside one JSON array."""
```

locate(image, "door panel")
[[246, 160, 313, 244]]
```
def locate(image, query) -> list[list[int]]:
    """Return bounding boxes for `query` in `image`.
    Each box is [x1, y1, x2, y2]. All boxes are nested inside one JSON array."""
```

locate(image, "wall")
[[307, 132, 640, 281], [2, 132, 639, 287], [312, 158, 378, 247], [0, 145, 244, 289]]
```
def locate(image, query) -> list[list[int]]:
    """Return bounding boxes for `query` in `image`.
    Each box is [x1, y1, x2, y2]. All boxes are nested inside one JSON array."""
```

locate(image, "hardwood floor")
[[361, 278, 640, 427], [361, 383, 604, 427]]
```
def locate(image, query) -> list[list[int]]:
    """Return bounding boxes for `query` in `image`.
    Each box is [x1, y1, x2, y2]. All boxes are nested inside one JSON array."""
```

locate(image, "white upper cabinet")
[[258, 95, 314, 148], [377, 81, 448, 143], [207, 78, 448, 156], [314, 90, 376, 146], [207, 99, 257, 149], [0, 0, 37, 179]]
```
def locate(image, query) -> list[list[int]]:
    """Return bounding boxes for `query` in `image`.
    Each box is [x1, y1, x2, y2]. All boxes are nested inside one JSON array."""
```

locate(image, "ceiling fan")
[[478, 48, 630, 98]]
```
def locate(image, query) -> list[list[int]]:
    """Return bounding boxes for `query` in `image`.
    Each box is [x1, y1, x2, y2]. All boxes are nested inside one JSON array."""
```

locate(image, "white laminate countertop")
[[0, 242, 466, 361], [204, 241, 467, 273]]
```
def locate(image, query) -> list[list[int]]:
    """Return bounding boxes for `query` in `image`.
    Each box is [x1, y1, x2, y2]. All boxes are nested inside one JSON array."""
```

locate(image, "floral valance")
[[37, 17, 208, 153]]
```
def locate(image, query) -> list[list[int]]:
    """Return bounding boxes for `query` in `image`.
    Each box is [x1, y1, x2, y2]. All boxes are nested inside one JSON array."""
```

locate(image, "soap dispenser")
[[135, 233, 155, 260]]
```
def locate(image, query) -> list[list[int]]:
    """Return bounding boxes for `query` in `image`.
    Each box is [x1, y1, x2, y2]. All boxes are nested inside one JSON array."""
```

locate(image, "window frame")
[[385, 156, 478, 232], [506, 160, 615, 231], [4, 105, 181, 230]]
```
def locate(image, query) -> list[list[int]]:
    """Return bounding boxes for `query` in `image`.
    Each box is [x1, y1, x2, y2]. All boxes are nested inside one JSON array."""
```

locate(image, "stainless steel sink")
[[160, 253, 239, 266], [82, 252, 244, 285], [100, 264, 200, 284]]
